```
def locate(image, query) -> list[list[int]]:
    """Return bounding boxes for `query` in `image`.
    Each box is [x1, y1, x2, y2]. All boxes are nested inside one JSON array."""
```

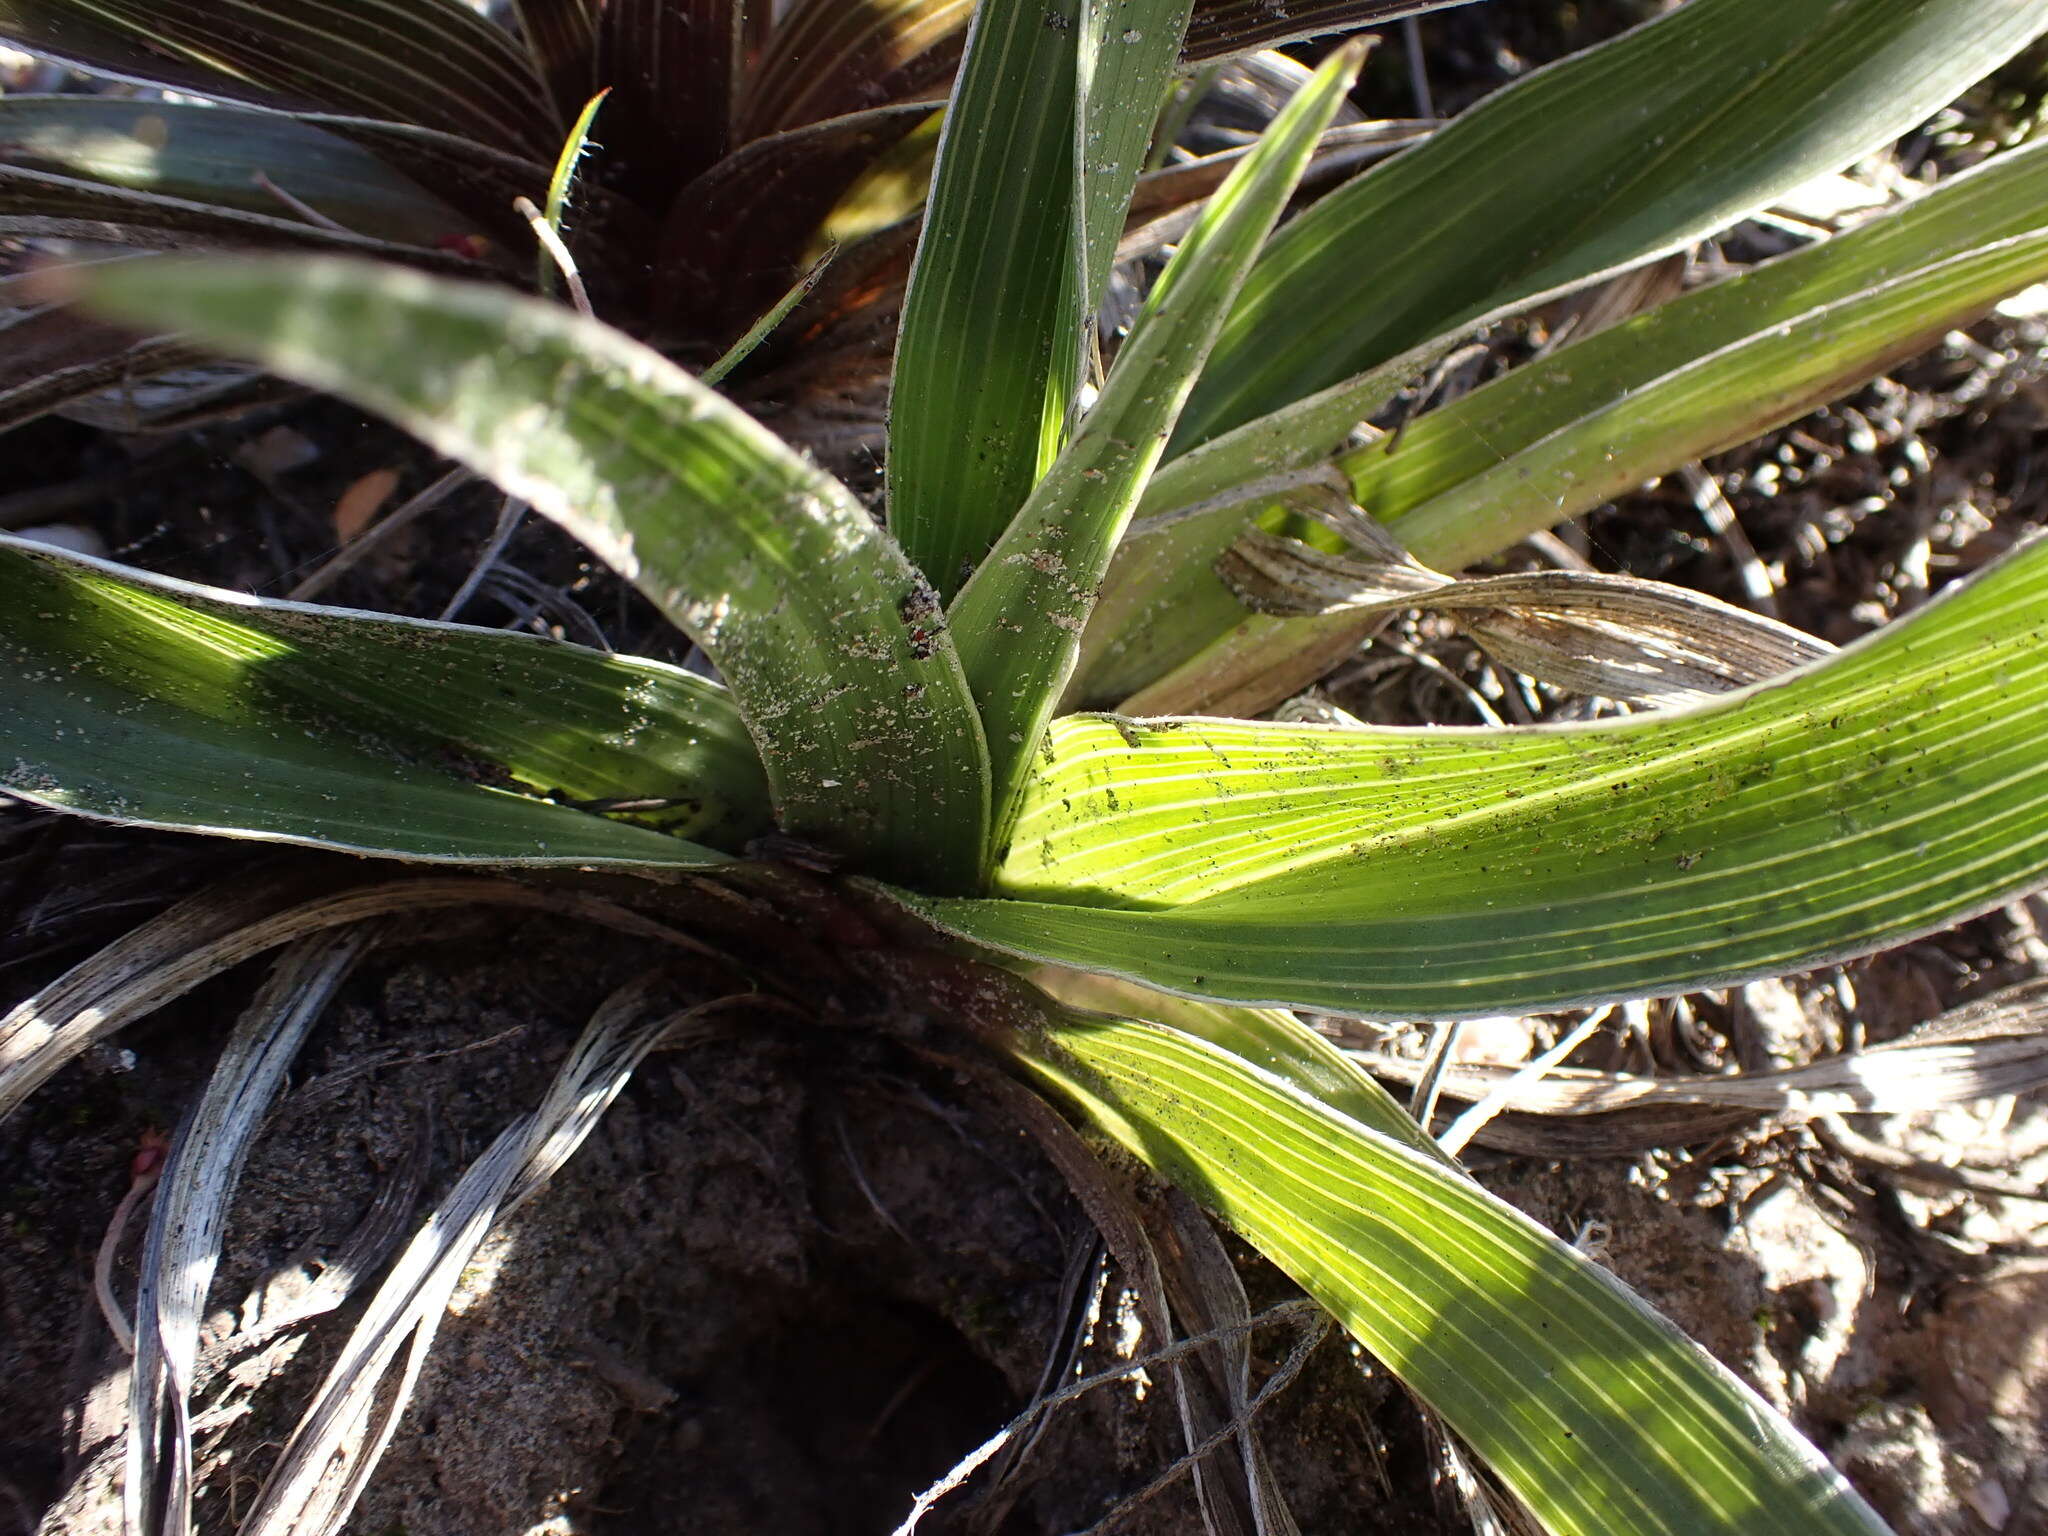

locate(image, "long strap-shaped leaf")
[[1078, 126, 2048, 715], [741, 0, 969, 138], [1363, 140, 2048, 566], [1012, 1011, 1892, 1536], [0, 96, 473, 248], [0, 164, 487, 271], [0, 303, 201, 438], [887, 0, 1089, 598], [1071, 0, 1195, 353], [657, 102, 936, 346], [72, 257, 989, 887], [905, 533, 2048, 1016], [1031, 966, 1446, 1161], [0, 0, 561, 162], [595, 0, 742, 203], [1182, 0, 1471, 57], [948, 43, 1360, 856], [508, 0, 599, 115], [0, 536, 764, 863], [741, 0, 1466, 138], [1173, 0, 2048, 450], [888, 0, 1190, 600]]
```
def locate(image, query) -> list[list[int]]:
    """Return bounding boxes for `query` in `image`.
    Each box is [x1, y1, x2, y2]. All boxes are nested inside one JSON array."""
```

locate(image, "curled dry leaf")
[[331, 466, 402, 543], [1218, 489, 1833, 704], [1351, 977, 2048, 1156]]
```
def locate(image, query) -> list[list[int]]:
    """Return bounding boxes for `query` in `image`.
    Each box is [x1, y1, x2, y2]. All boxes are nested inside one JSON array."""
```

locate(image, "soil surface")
[[8, 6, 2048, 1535]]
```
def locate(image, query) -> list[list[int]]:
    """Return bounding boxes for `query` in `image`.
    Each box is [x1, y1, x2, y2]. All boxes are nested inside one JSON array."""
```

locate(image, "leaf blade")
[[1182, 0, 1474, 58], [906, 534, 2048, 1015], [72, 256, 991, 886], [1176, 0, 2048, 450], [947, 40, 1360, 852], [594, 0, 742, 201], [0, 536, 747, 867], [0, 0, 560, 161], [886, 0, 1088, 597], [1086, 129, 2048, 715], [1012, 1010, 1892, 1536], [0, 95, 475, 247]]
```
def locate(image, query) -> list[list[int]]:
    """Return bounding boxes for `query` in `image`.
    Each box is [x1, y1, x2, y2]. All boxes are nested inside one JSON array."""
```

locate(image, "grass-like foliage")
[[0, 0, 1453, 443], [7, 2, 2048, 1532]]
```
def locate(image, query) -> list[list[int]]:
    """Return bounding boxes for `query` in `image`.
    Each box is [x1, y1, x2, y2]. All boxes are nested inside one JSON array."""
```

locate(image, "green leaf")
[[887, 0, 1187, 599], [534, 87, 608, 300], [543, 90, 607, 237], [1068, 336, 1442, 706], [740, 0, 1466, 139], [73, 256, 990, 888], [0, 0, 561, 162], [1368, 139, 2048, 568], [947, 42, 1361, 856], [0, 96, 473, 248], [0, 162, 489, 267], [1175, 0, 2048, 451], [1100, 132, 2048, 715], [1011, 1010, 1892, 1536], [1031, 966, 1445, 1161], [903, 533, 2048, 1016], [0, 302, 199, 436], [0, 537, 749, 866], [887, 0, 1089, 598], [1071, 1, 1194, 353], [699, 242, 839, 388]]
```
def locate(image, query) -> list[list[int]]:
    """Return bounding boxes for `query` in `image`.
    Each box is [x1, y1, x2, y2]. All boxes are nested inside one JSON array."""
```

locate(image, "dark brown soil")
[[0, 885, 1470, 1535], [8, 7, 2048, 1534]]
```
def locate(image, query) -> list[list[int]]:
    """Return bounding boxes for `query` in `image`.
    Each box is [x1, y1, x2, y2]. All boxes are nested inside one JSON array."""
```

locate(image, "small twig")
[[1681, 463, 1779, 618], [833, 1103, 915, 1245], [1437, 1008, 1611, 1158], [439, 494, 529, 622], [253, 170, 351, 234], [891, 1299, 1325, 1536], [1382, 635, 1505, 726], [514, 194, 593, 317], [1411, 1020, 1463, 1134], [1385, 341, 1489, 455], [1402, 16, 1436, 120], [861, 1358, 942, 1453], [293, 1026, 527, 1108], [288, 465, 474, 600], [1069, 1306, 1331, 1536]]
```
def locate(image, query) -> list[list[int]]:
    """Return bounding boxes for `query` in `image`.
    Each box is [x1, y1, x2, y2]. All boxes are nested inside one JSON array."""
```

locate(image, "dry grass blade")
[[0, 305, 201, 440], [891, 1295, 1326, 1536], [237, 974, 716, 1536], [1352, 978, 2048, 1154], [1218, 492, 1831, 703], [126, 922, 379, 1536], [1153, 1189, 1304, 1536], [0, 869, 738, 1124], [1435, 1011, 1609, 1159], [961, 1060, 1280, 1536]]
